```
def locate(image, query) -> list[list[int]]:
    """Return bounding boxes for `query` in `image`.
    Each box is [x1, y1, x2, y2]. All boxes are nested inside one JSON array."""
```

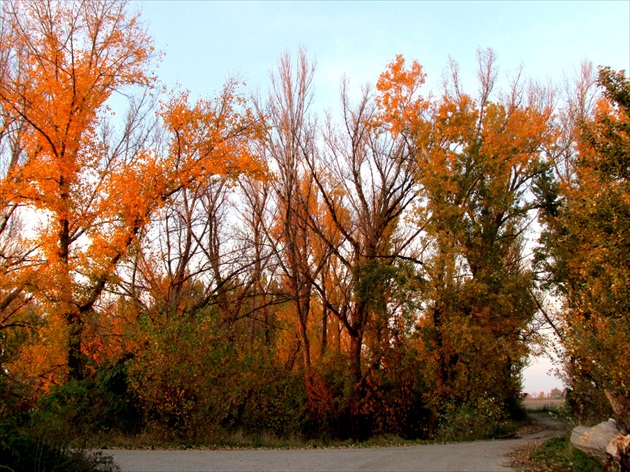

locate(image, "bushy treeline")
[[1, 2, 629, 467]]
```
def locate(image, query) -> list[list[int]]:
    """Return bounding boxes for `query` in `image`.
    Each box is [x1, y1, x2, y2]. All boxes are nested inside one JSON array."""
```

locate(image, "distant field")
[[523, 398, 565, 411]]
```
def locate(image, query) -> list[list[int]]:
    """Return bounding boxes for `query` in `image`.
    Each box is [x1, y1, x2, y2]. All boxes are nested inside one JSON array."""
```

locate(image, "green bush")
[[436, 396, 507, 442], [128, 312, 309, 442], [230, 367, 306, 438], [35, 360, 140, 440], [0, 432, 119, 472], [0, 381, 119, 472], [359, 350, 432, 440]]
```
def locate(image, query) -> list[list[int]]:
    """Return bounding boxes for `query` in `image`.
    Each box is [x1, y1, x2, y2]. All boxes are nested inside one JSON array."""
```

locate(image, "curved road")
[[104, 413, 561, 472]]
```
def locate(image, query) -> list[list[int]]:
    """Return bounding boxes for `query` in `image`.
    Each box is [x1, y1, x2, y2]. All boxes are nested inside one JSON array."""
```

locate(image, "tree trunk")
[[321, 305, 328, 357], [59, 210, 85, 381], [66, 313, 85, 381], [348, 314, 366, 441]]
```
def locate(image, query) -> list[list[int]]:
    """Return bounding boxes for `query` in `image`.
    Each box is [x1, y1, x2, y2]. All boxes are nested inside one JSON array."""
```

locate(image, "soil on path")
[[104, 413, 563, 472]]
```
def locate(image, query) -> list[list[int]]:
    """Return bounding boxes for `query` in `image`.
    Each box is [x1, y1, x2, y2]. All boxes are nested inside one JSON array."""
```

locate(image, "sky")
[[132, 0, 630, 394], [136, 0, 630, 113]]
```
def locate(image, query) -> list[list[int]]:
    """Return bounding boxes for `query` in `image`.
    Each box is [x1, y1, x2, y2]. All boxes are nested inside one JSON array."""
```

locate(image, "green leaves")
[[538, 67, 630, 426]]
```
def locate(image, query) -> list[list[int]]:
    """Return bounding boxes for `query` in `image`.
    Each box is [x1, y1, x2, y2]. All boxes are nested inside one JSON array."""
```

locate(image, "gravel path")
[[104, 413, 562, 472]]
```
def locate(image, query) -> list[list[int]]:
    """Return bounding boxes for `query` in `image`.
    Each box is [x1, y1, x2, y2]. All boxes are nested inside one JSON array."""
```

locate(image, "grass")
[[91, 415, 529, 451], [93, 429, 435, 451], [527, 434, 604, 472]]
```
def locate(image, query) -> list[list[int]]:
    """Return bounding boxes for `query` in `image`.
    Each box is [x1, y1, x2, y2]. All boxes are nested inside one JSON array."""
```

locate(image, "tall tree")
[[122, 82, 264, 325], [0, 0, 261, 384], [538, 67, 630, 427], [306, 58, 421, 438], [256, 50, 322, 372], [412, 50, 557, 412], [0, 0, 159, 382]]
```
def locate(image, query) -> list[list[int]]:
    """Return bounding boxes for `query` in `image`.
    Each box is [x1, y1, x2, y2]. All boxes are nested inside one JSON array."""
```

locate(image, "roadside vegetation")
[[514, 403, 606, 472], [528, 434, 603, 472]]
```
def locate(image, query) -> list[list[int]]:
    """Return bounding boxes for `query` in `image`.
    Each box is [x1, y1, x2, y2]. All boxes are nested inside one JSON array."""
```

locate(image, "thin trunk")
[[349, 327, 365, 441], [60, 209, 84, 381], [67, 313, 84, 381], [320, 305, 328, 357], [297, 289, 311, 369]]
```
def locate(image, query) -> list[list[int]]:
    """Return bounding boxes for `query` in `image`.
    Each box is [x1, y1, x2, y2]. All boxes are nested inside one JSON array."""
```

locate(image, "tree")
[[539, 67, 630, 427], [303, 56, 421, 438], [237, 175, 281, 345], [254, 50, 323, 372], [120, 81, 264, 325], [0, 0, 262, 385], [0, 0, 160, 384], [411, 50, 556, 413]]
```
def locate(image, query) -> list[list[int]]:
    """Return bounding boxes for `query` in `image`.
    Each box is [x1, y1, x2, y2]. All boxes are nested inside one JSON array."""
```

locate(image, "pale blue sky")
[[136, 0, 629, 114], [133, 0, 629, 394]]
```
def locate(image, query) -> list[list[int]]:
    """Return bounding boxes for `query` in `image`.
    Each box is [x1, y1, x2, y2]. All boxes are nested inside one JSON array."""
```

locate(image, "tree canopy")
[[0, 0, 627, 451]]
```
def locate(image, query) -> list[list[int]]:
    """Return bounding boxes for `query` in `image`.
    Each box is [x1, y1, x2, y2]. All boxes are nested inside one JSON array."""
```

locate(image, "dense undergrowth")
[[0, 356, 527, 471], [0, 378, 119, 472]]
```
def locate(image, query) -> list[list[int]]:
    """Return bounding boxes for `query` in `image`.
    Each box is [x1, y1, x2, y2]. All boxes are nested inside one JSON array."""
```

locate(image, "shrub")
[[436, 396, 507, 442], [0, 379, 119, 472], [35, 360, 141, 440], [128, 312, 307, 442]]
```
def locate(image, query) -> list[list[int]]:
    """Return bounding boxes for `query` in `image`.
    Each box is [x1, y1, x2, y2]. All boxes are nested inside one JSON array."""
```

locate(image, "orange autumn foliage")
[[375, 54, 429, 137], [0, 0, 159, 385], [539, 67, 630, 426], [160, 82, 266, 182], [0, 0, 264, 388]]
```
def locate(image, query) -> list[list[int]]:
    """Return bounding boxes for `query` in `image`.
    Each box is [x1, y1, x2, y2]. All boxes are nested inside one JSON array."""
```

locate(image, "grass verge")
[[92, 430, 435, 451], [511, 433, 603, 472], [91, 416, 529, 451]]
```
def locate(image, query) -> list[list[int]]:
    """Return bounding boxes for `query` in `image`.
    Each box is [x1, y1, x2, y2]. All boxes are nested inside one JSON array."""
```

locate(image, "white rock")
[[570, 419, 621, 462]]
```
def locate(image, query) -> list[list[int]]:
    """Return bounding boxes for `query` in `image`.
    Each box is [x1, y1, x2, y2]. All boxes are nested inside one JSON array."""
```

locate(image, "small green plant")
[[0, 365, 126, 472], [530, 434, 603, 472]]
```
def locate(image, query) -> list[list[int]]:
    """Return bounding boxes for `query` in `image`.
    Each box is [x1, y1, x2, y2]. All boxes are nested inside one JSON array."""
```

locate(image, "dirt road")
[[104, 413, 561, 472]]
